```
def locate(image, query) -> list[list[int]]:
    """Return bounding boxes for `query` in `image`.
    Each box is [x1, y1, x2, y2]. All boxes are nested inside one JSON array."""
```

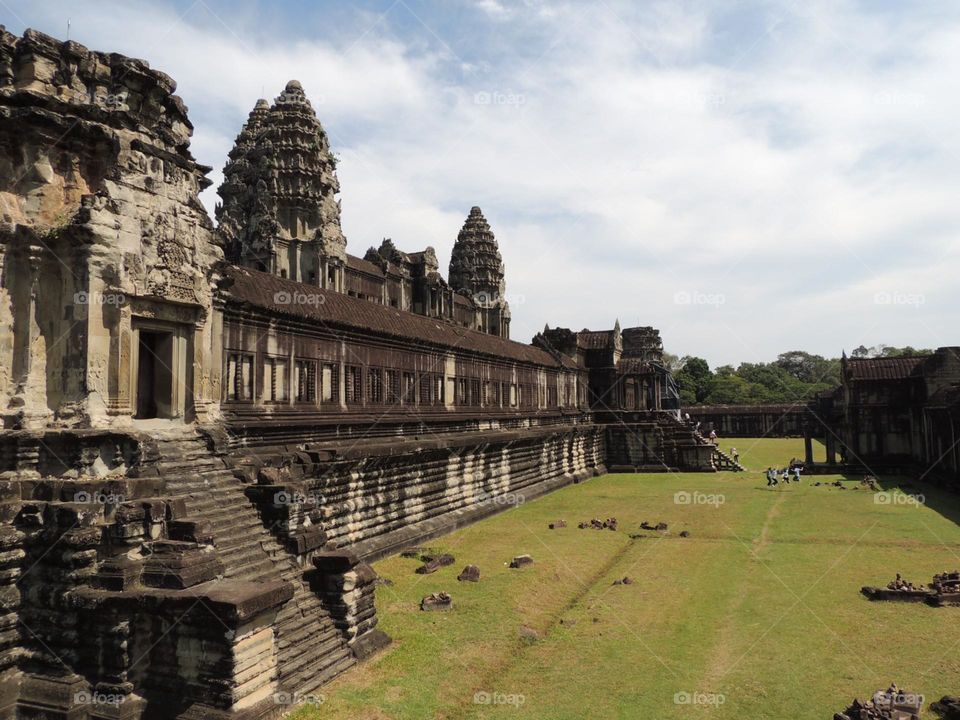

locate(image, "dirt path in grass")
[[752, 491, 787, 556], [697, 491, 788, 703], [445, 534, 640, 719]]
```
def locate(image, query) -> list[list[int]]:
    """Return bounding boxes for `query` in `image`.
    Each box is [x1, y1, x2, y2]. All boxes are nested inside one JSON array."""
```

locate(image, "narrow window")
[[321, 363, 339, 403], [346, 366, 363, 403], [386, 369, 400, 404], [419, 373, 432, 405], [227, 353, 254, 401], [369, 368, 383, 403], [264, 357, 289, 402], [294, 359, 316, 402]]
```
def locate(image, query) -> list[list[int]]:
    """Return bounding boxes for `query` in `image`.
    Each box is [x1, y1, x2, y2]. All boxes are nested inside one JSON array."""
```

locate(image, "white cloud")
[[5, 0, 959, 365]]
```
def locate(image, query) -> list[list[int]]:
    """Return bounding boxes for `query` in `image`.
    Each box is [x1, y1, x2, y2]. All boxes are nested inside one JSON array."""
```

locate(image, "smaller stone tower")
[[448, 206, 511, 338]]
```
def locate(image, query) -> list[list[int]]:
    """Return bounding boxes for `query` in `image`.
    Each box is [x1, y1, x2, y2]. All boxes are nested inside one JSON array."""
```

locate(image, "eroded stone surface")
[[457, 564, 480, 582], [420, 592, 452, 612]]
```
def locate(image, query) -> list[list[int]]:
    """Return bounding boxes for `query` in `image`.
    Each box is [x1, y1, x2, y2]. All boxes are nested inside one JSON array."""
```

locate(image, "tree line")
[[666, 345, 931, 406]]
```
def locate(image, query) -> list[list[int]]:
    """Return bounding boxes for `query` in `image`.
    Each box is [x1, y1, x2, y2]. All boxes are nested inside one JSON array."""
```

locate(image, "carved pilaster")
[[7, 245, 53, 429]]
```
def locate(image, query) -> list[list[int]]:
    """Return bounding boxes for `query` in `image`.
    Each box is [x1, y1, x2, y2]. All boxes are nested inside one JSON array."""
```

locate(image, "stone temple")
[[0, 29, 722, 719]]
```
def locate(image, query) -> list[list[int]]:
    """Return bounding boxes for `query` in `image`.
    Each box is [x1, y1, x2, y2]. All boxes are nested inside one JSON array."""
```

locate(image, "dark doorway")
[[136, 330, 174, 419]]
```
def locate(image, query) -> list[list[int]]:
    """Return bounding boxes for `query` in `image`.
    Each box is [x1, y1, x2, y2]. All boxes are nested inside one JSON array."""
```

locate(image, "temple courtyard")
[[297, 439, 960, 719]]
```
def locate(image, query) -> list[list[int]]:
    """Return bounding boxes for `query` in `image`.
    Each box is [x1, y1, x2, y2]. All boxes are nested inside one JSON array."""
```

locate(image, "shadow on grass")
[[873, 473, 960, 530]]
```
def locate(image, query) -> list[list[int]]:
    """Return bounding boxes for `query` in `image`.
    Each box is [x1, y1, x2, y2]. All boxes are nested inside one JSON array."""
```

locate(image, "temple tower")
[[448, 206, 511, 338], [216, 80, 347, 290]]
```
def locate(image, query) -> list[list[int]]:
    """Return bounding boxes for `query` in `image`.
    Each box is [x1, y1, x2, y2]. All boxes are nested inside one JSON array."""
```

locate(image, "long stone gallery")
[[0, 27, 958, 720]]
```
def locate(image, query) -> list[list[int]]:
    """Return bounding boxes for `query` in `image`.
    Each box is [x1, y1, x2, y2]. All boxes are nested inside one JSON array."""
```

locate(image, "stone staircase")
[[711, 447, 746, 472], [152, 429, 356, 696]]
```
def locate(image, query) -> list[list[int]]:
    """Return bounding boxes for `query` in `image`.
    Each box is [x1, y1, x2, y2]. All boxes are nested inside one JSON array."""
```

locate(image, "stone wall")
[[238, 424, 606, 562], [687, 404, 809, 438], [0, 420, 603, 718], [605, 420, 714, 472], [0, 27, 222, 429]]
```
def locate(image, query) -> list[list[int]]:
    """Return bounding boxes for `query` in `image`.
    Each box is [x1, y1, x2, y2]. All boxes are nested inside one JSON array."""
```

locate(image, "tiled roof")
[[617, 358, 657, 374], [346, 254, 385, 277], [845, 356, 926, 381], [578, 330, 614, 349], [221, 265, 562, 367]]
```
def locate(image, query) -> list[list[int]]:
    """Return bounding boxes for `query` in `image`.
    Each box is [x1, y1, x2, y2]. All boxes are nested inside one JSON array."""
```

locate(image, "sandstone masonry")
[[0, 28, 715, 719]]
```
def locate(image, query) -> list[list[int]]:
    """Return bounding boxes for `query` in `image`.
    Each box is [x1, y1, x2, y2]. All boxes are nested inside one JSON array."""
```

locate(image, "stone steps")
[[712, 447, 746, 472], [153, 432, 350, 694]]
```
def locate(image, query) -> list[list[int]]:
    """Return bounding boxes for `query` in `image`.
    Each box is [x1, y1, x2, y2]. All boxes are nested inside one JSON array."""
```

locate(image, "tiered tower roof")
[[449, 206, 506, 305], [216, 80, 346, 264]]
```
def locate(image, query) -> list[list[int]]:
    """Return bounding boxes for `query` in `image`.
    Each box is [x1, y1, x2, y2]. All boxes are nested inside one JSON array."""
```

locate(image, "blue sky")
[[4, 0, 958, 365]]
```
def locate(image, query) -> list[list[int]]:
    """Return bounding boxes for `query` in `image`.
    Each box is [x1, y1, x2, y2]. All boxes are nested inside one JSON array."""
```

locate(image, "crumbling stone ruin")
[[0, 27, 738, 718], [415, 553, 455, 575], [861, 570, 960, 606], [420, 592, 452, 612], [833, 684, 923, 720], [457, 565, 480, 582]]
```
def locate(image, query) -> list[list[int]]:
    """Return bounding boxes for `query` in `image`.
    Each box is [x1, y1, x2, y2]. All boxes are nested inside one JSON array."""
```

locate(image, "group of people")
[[766, 465, 801, 486]]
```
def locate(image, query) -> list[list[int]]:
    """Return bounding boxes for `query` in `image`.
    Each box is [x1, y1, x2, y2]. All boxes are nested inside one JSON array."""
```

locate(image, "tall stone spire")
[[449, 206, 510, 338], [216, 80, 347, 288], [215, 98, 270, 257]]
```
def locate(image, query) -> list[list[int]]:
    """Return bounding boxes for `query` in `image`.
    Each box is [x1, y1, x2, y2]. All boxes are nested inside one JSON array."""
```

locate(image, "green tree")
[[703, 375, 753, 404], [674, 357, 713, 404]]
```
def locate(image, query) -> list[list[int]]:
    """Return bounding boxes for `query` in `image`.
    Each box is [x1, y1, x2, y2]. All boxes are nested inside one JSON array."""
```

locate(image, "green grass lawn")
[[295, 438, 960, 720]]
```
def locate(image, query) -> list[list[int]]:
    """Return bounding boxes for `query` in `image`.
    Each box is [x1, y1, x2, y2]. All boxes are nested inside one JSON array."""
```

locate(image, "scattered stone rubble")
[[420, 592, 453, 612], [458, 564, 481, 582], [578, 517, 618, 530], [890, 574, 921, 591], [510, 554, 534, 569], [862, 570, 960, 606], [415, 553, 456, 575], [833, 683, 923, 720], [931, 696, 960, 719], [932, 570, 960, 605]]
